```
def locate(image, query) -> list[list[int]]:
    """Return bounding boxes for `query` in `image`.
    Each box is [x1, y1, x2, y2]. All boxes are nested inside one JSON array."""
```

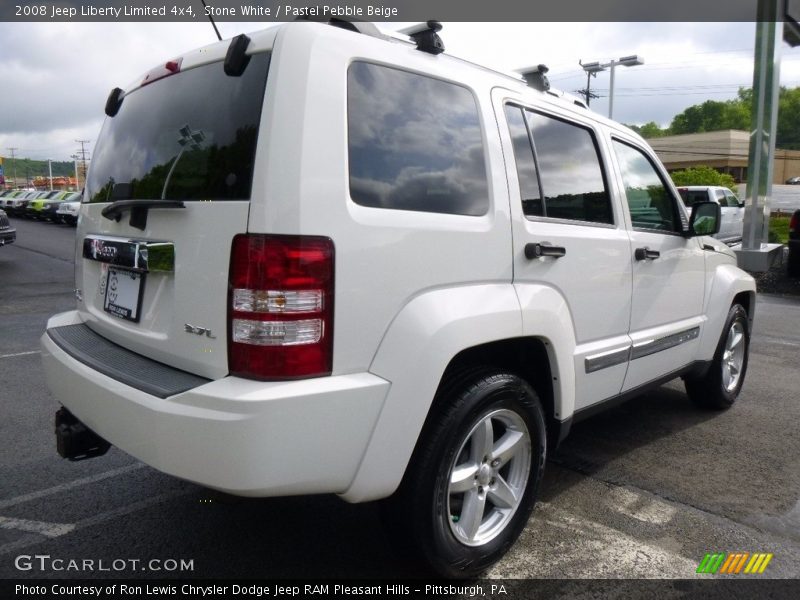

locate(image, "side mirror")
[[688, 201, 721, 236]]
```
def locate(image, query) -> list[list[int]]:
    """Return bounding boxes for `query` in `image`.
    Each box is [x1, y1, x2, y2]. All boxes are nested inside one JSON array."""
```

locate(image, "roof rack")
[[517, 65, 550, 92], [399, 21, 445, 55]]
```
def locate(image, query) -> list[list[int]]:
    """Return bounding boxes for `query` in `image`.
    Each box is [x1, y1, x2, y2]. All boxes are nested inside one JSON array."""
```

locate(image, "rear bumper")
[[41, 310, 390, 498]]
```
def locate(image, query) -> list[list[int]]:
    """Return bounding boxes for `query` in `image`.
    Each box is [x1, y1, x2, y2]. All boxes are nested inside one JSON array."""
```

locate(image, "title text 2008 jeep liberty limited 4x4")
[[42, 21, 755, 577]]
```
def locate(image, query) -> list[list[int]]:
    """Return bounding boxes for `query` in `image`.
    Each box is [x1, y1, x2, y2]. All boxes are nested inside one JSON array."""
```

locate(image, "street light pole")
[[609, 61, 617, 119], [580, 55, 644, 120]]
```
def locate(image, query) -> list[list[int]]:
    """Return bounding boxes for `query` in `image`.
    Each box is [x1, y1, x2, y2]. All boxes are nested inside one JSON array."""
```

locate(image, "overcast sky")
[[1, 21, 799, 163]]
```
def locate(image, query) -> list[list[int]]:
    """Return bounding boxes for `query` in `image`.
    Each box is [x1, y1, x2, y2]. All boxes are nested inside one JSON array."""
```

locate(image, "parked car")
[[24, 190, 63, 219], [56, 198, 81, 226], [43, 192, 81, 223], [677, 186, 745, 245], [789, 209, 800, 278], [41, 21, 755, 578], [785, 176, 800, 185], [7, 191, 40, 216], [0, 190, 27, 213], [0, 208, 15, 247]]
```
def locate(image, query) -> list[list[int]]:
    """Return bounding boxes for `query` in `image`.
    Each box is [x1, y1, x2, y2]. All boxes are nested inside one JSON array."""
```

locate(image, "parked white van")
[[42, 20, 755, 577]]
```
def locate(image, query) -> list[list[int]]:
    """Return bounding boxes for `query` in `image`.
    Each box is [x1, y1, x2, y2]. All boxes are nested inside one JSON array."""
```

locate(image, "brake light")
[[228, 234, 334, 380], [790, 211, 798, 233], [141, 58, 183, 86]]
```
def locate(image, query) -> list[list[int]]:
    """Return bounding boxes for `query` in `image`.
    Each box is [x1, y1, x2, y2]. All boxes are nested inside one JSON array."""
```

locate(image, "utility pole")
[[575, 64, 600, 107], [70, 154, 80, 191], [7, 147, 18, 188], [48, 159, 53, 191], [75, 140, 90, 191]]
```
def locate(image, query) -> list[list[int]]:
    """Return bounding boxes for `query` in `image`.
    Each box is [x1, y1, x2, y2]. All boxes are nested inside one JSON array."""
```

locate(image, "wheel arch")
[[699, 263, 756, 361], [340, 283, 572, 503]]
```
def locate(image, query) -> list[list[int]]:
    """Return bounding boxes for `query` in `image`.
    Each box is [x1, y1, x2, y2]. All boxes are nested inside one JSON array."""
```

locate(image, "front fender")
[[699, 261, 756, 360]]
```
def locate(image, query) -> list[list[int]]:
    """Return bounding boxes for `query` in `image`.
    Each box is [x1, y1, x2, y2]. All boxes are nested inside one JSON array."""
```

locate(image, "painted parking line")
[[0, 350, 40, 360], [0, 463, 145, 511], [0, 489, 189, 555], [0, 516, 75, 538]]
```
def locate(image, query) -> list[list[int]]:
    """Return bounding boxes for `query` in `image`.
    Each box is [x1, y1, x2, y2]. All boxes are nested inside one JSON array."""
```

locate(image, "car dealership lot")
[[1, 217, 799, 579]]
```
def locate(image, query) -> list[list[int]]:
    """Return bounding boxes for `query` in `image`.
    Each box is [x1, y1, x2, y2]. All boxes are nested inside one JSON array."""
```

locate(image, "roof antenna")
[[200, 1, 222, 41]]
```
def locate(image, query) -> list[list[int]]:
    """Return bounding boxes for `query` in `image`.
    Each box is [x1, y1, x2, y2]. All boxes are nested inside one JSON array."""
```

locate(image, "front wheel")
[[385, 371, 546, 578], [685, 303, 750, 409]]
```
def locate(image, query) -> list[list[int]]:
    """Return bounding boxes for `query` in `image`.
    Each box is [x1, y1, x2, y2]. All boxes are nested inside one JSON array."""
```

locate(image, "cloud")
[[0, 22, 245, 159], [1, 20, 799, 163]]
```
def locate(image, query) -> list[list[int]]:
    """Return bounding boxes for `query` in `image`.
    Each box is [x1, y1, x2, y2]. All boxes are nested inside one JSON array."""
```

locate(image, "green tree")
[[663, 86, 799, 149], [629, 121, 669, 138], [777, 87, 800, 150], [670, 166, 737, 192], [669, 98, 750, 134]]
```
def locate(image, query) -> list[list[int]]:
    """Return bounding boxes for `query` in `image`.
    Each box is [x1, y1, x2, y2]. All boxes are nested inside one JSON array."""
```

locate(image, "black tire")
[[685, 303, 749, 409], [384, 370, 546, 578]]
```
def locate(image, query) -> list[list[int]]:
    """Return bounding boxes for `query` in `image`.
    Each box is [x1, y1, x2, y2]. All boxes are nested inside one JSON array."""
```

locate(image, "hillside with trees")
[[628, 86, 800, 150], [0, 158, 75, 181]]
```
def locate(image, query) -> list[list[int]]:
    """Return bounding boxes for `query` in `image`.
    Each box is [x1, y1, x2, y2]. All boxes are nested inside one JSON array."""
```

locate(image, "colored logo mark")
[[696, 552, 773, 574]]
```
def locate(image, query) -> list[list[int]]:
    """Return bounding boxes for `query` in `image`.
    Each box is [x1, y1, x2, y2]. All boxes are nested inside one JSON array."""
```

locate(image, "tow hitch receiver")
[[55, 408, 111, 461]]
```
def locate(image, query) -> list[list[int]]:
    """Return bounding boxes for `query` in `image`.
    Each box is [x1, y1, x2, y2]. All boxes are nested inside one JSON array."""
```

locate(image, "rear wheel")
[[385, 370, 546, 578], [685, 303, 749, 409]]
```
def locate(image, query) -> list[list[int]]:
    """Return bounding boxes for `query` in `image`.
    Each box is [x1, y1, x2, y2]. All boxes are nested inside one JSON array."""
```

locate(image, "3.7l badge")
[[184, 323, 216, 339]]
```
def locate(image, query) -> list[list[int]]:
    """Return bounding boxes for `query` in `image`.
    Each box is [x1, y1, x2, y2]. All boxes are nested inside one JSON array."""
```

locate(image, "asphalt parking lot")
[[0, 217, 799, 581]]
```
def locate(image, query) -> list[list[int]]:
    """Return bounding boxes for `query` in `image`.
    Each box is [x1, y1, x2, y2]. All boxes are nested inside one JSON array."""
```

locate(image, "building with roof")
[[646, 129, 800, 184]]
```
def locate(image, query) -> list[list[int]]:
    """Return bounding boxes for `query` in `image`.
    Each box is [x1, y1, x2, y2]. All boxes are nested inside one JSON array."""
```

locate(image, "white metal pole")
[[48, 159, 53, 191], [74, 158, 79, 191], [608, 61, 617, 119]]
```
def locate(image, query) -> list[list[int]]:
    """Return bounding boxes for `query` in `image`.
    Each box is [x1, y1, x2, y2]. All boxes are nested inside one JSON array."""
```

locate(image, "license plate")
[[104, 267, 145, 322]]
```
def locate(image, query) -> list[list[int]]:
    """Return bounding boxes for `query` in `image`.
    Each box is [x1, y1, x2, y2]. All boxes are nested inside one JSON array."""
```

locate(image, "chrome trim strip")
[[631, 326, 700, 361], [584, 346, 631, 374], [82, 235, 174, 273]]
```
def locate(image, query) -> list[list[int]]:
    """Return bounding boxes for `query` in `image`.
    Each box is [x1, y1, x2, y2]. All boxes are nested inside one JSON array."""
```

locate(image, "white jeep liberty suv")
[[42, 21, 755, 577]]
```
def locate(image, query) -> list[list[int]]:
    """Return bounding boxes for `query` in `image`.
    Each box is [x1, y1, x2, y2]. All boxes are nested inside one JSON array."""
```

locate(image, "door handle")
[[525, 243, 566, 259], [635, 247, 660, 261]]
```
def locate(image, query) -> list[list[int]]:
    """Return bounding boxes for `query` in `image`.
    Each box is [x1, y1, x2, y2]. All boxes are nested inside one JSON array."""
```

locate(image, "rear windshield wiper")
[[101, 199, 185, 231]]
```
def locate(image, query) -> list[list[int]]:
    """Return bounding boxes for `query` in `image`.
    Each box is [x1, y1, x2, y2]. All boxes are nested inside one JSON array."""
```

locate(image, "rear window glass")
[[347, 61, 489, 216], [678, 189, 711, 206], [86, 53, 270, 203]]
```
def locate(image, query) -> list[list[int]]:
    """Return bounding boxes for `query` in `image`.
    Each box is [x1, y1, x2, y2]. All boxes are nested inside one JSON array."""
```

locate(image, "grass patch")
[[769, 216, 790, 244]]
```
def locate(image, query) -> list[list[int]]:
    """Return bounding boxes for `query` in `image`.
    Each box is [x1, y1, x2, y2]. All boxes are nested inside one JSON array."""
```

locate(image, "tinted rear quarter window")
[[347, 62, 489, 216]]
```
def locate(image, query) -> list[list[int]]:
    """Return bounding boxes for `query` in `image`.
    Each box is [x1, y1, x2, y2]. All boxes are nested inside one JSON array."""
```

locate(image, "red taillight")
[[790, 211, 799, 233], [228, 234, 334, 380]]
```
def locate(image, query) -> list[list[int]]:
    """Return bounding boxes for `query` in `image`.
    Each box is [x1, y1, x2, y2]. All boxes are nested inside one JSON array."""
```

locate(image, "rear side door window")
[[611, 140, 682, 233], [504, 105, 613, 225], [347, 62, 489, 216]]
